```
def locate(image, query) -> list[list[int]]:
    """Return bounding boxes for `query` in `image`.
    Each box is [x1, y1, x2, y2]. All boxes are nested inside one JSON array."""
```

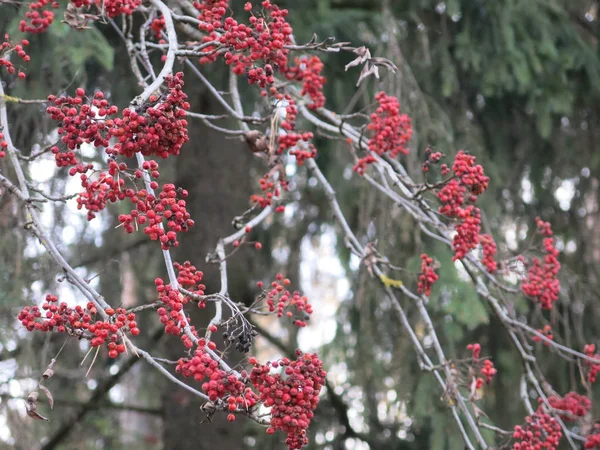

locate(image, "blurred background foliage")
[[2, 0, 600, 449]]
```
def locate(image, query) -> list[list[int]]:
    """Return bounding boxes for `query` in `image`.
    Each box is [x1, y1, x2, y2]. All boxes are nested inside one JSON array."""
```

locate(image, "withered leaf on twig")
[[62, 3, 99, 31], [38, 385, 54, 409], [345, 47, 398, 86], [26, 391, 49, 421]]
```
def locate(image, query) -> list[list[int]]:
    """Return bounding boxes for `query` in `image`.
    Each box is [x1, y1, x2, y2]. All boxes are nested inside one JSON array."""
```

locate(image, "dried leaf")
[[27, 391, 39, 403], [356, 64, 380, 87], [42, 368, 55, 379], [26, 394, 50, 421], [370, 57, 398, 72], [27, 408, 49, 421], [38, 385, 54, 409]]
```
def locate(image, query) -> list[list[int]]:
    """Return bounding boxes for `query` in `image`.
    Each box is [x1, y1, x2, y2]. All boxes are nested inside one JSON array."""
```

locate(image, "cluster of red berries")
[[197, 1, 292, 87], [353, 92, 412, 174], [18, 295, 138, 358], [512, 410, 562, 450], [422, 148, 443, 173], [453, 150, 489, 195], [466, 343, 496, 386], [480, 359, 496, 384], [585, 432, 600, 449], [100, 0, 142, 18], [109, 74, 190, 159], [194, 0, 228, 36], [532, 325, 553, 345], [177, 339, 258, 403], [47, 73, 189, 161], [151, 15, 166, 39], [249, 350, 326, 449], [452, 205, 482, 261], [76, 161, 128, 220], [467, 343, 481, 360], [289, 141, 317, 165], [46, 89, 117, 152], [0, 35, 30, 79], [250, 171, 289, 209], [479, 233, 498, 272], [521, 217, 561, 309], [261, 273, 312, 327], [584, 344, 600, 383], [547, 392, 591, 421], [19, 0, 141, 33], [143, 184, 194, 249], [275, 96, 315, 161], [417, 254, 438, 296], [285, 56, 326, 109], [0, 133, 6, 158], [155, 276, 201, 346], [19, 0, 57, 34], [436, 152, 490, 261]]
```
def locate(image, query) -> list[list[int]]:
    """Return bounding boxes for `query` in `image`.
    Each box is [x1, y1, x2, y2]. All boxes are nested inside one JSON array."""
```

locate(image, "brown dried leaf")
[[62, 2, 98, 30], [356, 64, 380, 87], [370, 57, 398, 72], [27, 408, 49, 421], [344, 46, 371, 71], [42, 368, 55, 379], [27, 391, 39, 403], [38, 385, 54, 409]]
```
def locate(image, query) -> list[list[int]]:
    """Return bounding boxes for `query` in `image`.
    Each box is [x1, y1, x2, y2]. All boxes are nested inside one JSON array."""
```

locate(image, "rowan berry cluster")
[[19, 0, 57, 34], [353, 92, 412, 174], [467, 343, 481, 360], [583, 344, 600, 383], [76, 161, 129, 220], [198, 0, 292, 88], [111, 75, 190, 159], [586, 432, 600, 449], [177, 339, 258, 404], [453, 150, 489, 195], [521, 217, 561, 309], [422, 147, 443, 173], [46, 89, 118, 152], [285, 56, 326, 109], [249, 350, 326, 449], [547, 392, 591, 421], [151, 15, 166, 39], [155, 275, 201, 347], [262, 273, 313, 327], [480, 359, 496, 384], [436, 151, 489, 261], [479, 233, 498, 272], [417, 254, 438, 296], [532, 325, 553, 345], [250, 171, 289, 209], [512, 410, 562, 450], [18, 295, 138, 358], [289, 141, 317, 165], [0, 35, 30, 82], [47, 73, 189, 160], [100, 0, 142, 18], [466, 343, 496, 387], [140, 184, 193, 249]]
